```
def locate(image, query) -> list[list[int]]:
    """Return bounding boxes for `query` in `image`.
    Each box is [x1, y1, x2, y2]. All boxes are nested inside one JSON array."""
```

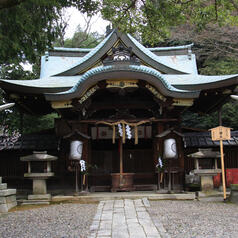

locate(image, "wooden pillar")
[[153, 122, 164, 186], [154, 122, 164, 164], [119, 138, 123, 174]]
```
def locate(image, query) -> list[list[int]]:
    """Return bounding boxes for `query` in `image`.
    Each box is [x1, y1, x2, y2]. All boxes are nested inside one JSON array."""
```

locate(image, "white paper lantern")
[[163, 138, 177, 159], [70, 140, 83, 160]]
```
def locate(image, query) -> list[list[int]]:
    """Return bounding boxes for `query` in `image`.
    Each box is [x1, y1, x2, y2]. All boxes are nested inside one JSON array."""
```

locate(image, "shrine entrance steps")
[[51, 191, 195, 204]]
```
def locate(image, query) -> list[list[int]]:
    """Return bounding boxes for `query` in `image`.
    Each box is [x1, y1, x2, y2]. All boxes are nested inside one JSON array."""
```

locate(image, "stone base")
[[201, 176, 214, 191], [21, 199, 50, 205], [229, 184, 238, 204], [0, 201, 17, 212], [0, 183, 7, 190], [28, 194, 51, 200], [20, 193, 51, 206], [0, 177, 17, 213]]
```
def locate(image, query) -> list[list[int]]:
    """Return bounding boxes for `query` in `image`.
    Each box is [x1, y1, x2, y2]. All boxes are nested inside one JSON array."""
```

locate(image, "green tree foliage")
[[0, 0, 98, 65], [55, 25, 103, 48], [101, 0, 238, 45]]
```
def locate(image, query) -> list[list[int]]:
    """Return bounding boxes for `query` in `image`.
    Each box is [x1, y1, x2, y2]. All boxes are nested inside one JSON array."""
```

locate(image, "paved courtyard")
[[0, 198, 238, 238]]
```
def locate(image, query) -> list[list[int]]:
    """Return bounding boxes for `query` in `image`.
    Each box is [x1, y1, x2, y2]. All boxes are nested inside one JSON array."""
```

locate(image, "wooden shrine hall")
[[1, 29, 238, 192]]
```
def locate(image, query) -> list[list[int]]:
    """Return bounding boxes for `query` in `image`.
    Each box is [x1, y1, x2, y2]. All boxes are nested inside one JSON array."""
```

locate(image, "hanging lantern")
[[163, 138, 178, 159], [70, 140, 83, 160]]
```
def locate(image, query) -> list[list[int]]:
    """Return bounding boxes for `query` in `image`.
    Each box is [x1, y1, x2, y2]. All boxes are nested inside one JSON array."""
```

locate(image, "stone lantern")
[[188, 148, 221, 191], [20, 151, 58, 204]]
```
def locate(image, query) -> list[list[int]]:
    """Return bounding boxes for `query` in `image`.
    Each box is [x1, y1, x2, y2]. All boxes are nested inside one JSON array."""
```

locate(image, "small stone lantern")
[[188, 148, 221, 191], [20, 151, 58, 204]]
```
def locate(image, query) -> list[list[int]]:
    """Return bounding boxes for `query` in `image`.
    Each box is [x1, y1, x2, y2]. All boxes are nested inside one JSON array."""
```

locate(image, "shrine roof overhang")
[[1, 71, 237, 98], [164, 74, 238, 90], [45, 65, 200, 101], [0, 76, 81, 94], [51, 30, 195, 76]]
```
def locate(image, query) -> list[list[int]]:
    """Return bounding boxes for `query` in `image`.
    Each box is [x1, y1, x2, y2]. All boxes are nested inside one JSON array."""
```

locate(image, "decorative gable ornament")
[[103, 43, 140, 65]]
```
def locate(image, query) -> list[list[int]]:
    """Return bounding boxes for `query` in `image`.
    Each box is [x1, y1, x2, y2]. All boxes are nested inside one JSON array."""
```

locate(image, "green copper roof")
[[45, 65, 200, 101], [164, 74, 238, 90], [42, 30, 196, 77]]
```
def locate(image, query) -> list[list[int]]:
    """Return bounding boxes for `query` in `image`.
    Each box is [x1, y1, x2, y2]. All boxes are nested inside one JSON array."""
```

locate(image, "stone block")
[[0, 183, 7, 190], [0, 195, 16, 204], [28, 194, 51, 200], [0, 177, 2, 184], [229, 184, 238, 204], [21, 200, 50, 205], [0, 189, 16, 197], [33, 179, 47, 194], [0, 204, 8, 213], [201, 176, 214, 191], [7, 201, 17, 210], [0, 201, 16, 213]]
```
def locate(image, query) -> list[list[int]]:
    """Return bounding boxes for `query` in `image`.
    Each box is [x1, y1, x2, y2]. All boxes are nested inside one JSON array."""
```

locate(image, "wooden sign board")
[[210, 126, 231, 141]]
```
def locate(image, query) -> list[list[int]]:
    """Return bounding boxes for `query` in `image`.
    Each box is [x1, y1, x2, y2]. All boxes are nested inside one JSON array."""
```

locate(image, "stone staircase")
[[0, 177, 17, 213]]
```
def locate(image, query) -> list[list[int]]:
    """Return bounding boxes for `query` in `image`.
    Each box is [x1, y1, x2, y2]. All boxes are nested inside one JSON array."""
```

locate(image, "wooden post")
[[119, 138, 123, 174], [220, 139, 226, 200]]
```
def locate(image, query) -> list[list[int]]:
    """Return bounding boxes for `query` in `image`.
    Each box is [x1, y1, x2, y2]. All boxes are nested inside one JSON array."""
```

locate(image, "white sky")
[[64, 7, 109, 39]]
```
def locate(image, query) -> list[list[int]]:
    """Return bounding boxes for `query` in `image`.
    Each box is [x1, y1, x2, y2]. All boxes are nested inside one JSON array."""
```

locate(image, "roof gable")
[[44, 30, 196, 77]]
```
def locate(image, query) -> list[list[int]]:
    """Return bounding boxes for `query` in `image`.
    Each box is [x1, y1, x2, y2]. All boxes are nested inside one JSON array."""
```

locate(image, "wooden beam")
[[77, 118, 179, 124]]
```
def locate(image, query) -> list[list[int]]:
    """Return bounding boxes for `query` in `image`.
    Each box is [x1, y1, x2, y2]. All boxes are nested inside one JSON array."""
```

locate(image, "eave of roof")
[[1, 72, 237, 96], [45, 65, 200, 101], [184, 131, 238, 148], [53, 47, 92, 53], [148, 44, 194, 52], [0, 76, 81, 94], [165, 74, 238, 90]]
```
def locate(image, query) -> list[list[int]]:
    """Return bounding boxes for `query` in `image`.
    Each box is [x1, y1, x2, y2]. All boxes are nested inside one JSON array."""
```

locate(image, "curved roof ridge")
[[128, 65, 189, 93], [53, 47, 93, 53], [148, 43, 194, 51], [54, 30, 116, 76], [126, 34, 191, 74], [45, 65, 200, 101]]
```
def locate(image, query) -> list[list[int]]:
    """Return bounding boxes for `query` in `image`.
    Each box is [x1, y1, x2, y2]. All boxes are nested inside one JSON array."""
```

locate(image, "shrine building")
[[1, 29, 238, 192]]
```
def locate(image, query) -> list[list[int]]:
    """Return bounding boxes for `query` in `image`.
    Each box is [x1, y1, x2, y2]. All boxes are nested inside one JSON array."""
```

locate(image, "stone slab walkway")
[[88, 198, 170, 238]]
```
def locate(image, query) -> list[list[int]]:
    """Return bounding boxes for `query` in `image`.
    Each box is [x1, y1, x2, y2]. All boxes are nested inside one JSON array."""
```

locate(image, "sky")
[[64, 7, 109, 39], [23, 8, 109, 71]]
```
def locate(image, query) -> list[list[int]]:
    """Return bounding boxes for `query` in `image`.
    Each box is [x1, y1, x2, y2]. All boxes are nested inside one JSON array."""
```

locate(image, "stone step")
[[21, 200, 50, 205], [0, 189, 16, 197], [0, 183, 7, 190]]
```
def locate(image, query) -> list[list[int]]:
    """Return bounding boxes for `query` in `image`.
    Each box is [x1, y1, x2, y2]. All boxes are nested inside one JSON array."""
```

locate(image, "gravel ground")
[[148, 200, 238, 238], [0, 203, 97, 238]]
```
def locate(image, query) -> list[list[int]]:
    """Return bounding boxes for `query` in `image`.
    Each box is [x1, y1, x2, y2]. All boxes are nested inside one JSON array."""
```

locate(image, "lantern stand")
[[156, 129, 183, 193], [75, 161, 80, 195], [69, 140, 84, 196]]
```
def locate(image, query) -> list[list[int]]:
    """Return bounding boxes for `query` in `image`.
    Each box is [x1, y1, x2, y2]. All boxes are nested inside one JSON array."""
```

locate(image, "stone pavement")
[[88, 198, 170, 238]]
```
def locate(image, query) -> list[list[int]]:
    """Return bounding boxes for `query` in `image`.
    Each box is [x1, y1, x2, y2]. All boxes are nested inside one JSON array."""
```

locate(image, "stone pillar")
[[0, 177, 17, 213], [200, 175, 214, 191]]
